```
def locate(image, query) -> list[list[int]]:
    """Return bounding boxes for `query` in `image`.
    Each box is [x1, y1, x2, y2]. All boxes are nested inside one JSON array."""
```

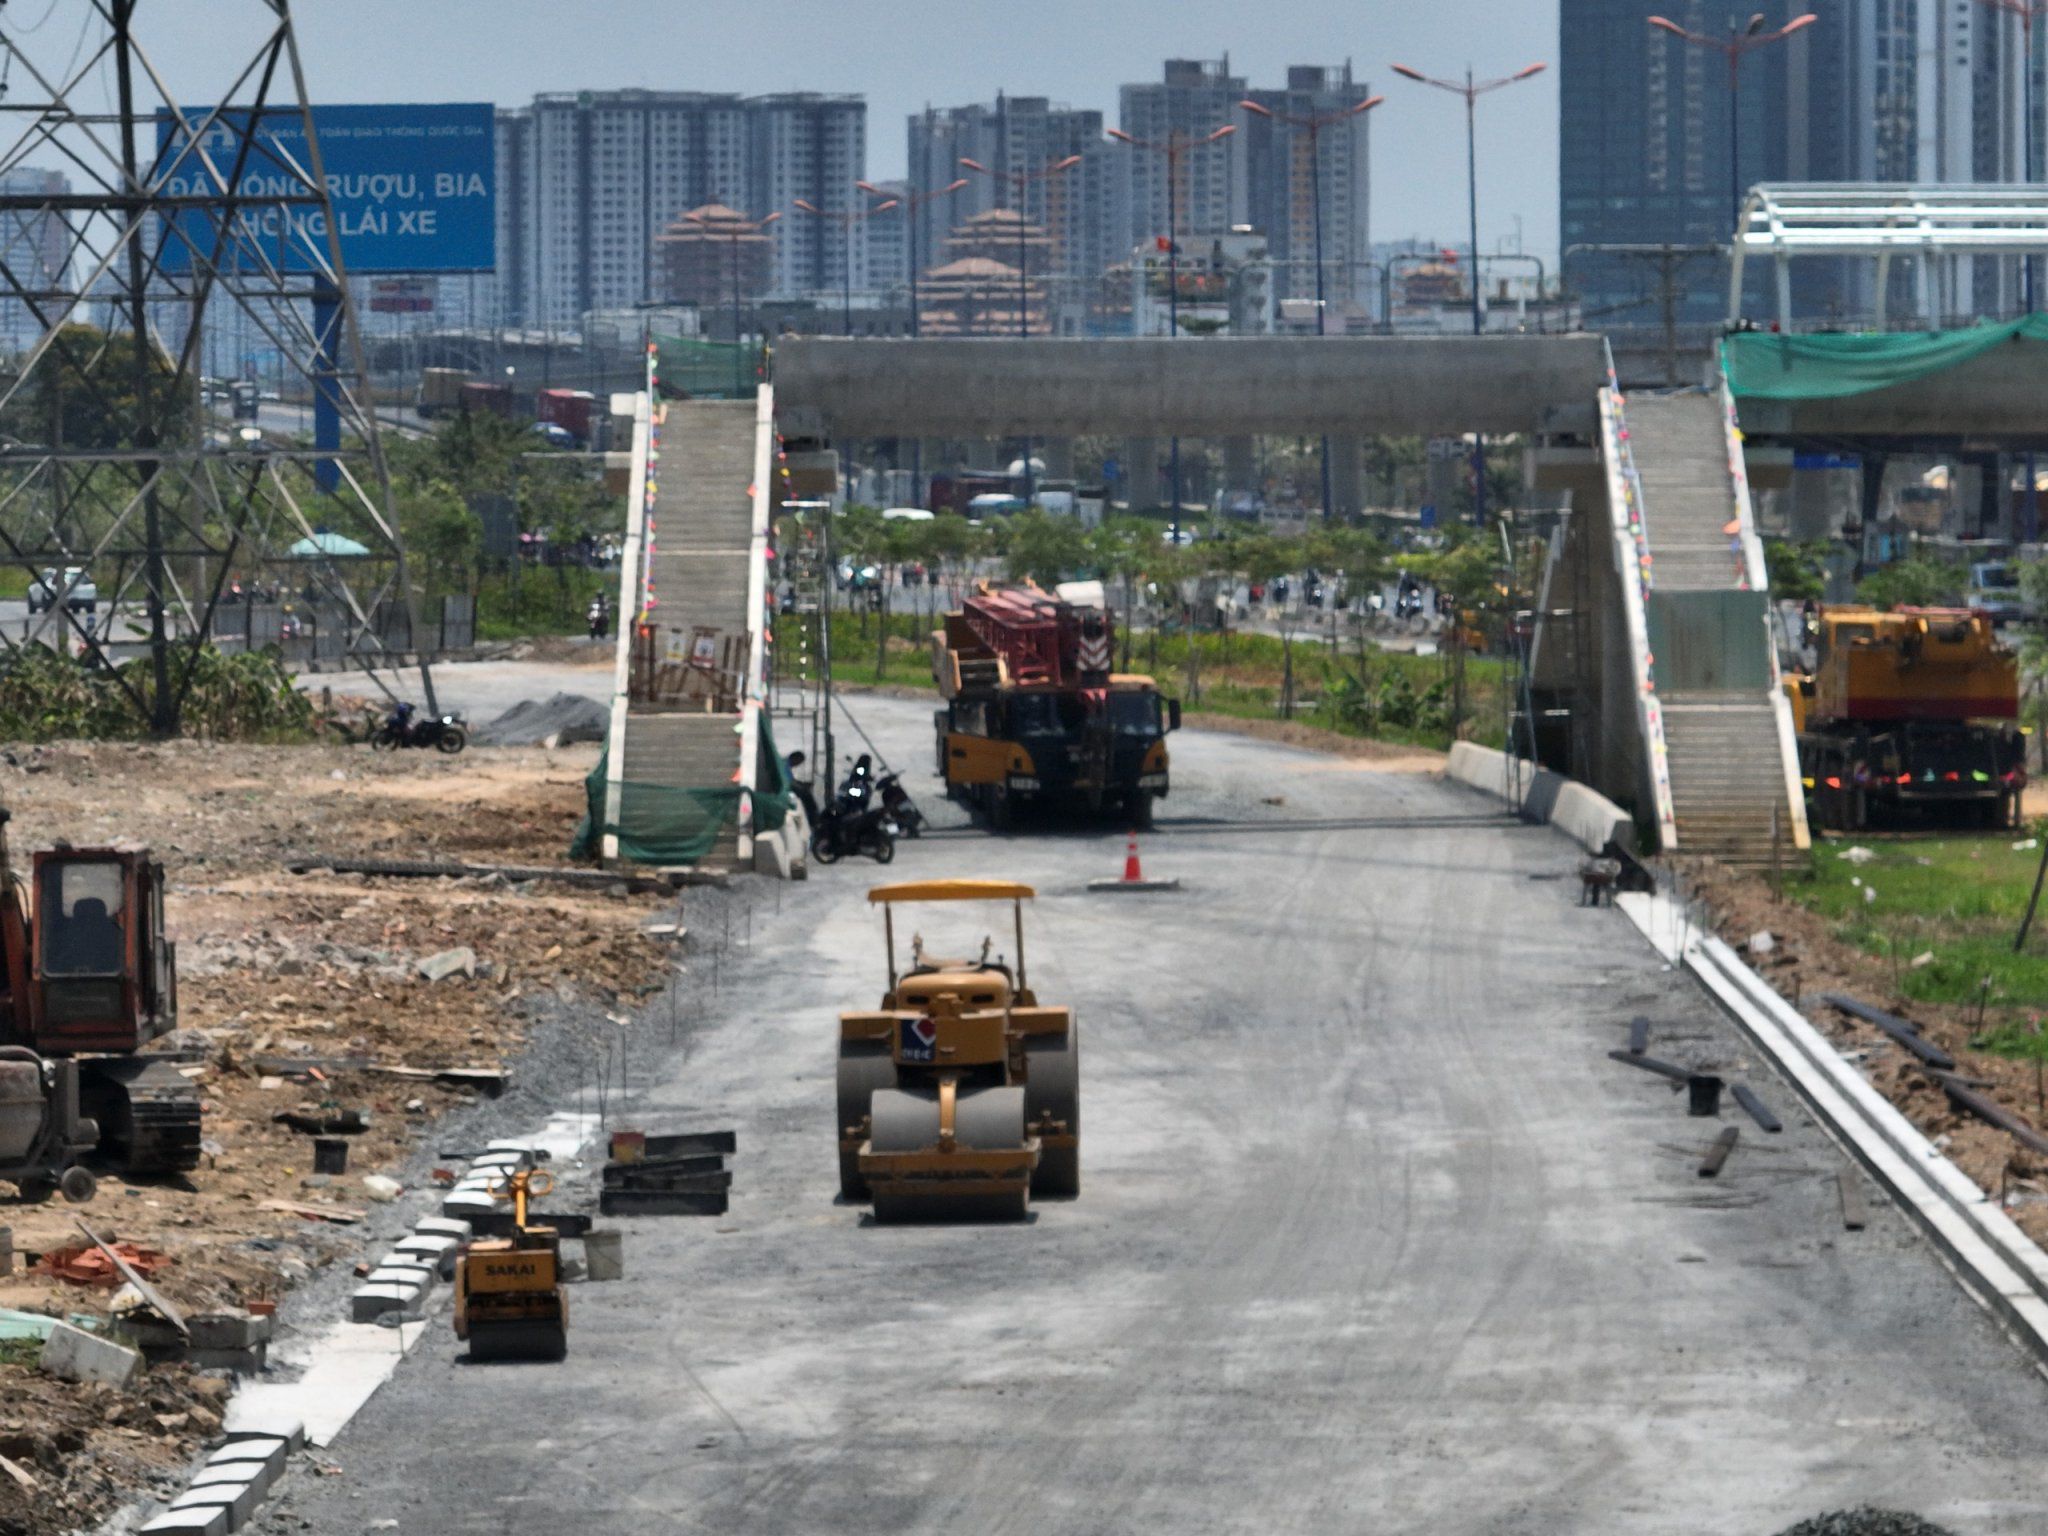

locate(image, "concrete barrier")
[[1443, 743, 1635, 855]]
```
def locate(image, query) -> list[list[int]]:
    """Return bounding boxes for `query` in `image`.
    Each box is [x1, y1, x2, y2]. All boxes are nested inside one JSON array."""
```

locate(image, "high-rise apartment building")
[[1117, 59, 1246, 258], [0, 167, 70, 352], [1562, 0, 2037, 327], [862, 179, 912, 292], [1234, 65, 1374, 313], [906, 96, 1116, 298], [748, 93, 868, 298], [494, 89, 860, 328]]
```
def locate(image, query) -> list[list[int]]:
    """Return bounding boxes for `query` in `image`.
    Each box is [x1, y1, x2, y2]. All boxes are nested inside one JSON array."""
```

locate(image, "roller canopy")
[[868, 880, 1036, 904]]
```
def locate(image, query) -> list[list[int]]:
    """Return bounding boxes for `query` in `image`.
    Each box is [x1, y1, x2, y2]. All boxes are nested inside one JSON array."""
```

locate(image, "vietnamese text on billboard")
[[155, 102, 494, 276]]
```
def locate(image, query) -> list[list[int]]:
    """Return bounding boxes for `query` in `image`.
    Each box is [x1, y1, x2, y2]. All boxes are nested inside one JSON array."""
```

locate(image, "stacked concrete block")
[[143, 1417, 305, 1534], [40, 1320, 142, 1388], [138, 1508, 229, 1536], [392, 1232, 462, 1279], [164, 1482, 258, 1532]]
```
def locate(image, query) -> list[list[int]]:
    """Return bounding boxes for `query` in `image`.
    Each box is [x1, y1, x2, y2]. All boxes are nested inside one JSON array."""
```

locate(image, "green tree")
[[11, 323, 191, 450], [1763, 538, 1829, 603], [1003, 510, 1090, 585], [1856, 555, 1963, 610]]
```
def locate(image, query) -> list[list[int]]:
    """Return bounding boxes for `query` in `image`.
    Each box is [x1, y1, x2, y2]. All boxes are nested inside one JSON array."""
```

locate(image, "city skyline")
[[153, 0, 1557, 259]]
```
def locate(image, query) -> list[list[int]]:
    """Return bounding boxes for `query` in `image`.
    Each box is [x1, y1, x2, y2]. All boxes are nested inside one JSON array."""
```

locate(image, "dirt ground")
[[0, 738, 668, 1532], [1678, 852, 2048, 1250]]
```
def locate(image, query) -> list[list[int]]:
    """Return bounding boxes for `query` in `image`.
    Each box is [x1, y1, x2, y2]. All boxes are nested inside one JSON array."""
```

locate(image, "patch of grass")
[[0, 1336, 42, 1368], [1789, 832, 2048, 1052]]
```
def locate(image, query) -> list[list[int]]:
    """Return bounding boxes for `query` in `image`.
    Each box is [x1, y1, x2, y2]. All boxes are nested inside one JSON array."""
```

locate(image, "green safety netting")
[[1721, 314, 2048, 401], [651, 334, 763, 400], [570, 712, 794, 865]]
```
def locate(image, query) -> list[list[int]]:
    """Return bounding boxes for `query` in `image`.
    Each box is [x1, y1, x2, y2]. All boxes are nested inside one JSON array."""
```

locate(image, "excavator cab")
[[26, 850, 175, 1054]]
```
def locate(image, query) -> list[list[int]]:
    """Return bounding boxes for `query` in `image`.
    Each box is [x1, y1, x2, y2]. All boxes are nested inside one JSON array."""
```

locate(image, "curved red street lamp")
[[1390, 60, 1544, 530], [792, 194, 900, 336], [857, 175, 968, 338], [1241, 92, 1382, 519], [1644, 13, 1816, 232], [1106, 123, 1236, 536]]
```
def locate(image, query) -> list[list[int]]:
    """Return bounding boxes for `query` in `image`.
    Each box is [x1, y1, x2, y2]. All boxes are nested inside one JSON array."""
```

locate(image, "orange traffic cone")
[[1089, 825, 1179, 892]]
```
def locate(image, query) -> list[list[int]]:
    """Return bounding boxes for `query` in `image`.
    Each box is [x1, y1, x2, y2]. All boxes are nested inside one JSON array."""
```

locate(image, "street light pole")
[[1645, 13, 1818, 235], [960, 154, 1082, 508], [1391, 59, 1546, 529], [684, 206, 780, 397], [793, 193, 900, 338], [1109, 124, 1237, 542], [1241, 92, 1382, 522], [859, 176, 967, 505]]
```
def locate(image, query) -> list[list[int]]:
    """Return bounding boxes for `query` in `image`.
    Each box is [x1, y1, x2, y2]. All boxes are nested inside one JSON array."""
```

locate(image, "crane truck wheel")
[[836, 1042, 898, 1200], [870, 1085, 1029, 1223], [1024, 1025, 1079, 1198]]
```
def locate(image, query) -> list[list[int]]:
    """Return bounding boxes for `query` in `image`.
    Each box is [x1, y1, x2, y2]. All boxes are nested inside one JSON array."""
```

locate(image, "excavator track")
[[80, 1057, 202, 1176]]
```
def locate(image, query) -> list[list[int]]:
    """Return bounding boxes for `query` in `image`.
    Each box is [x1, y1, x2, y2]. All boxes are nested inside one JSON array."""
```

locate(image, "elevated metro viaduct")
[[770, 335, 1800, 865]]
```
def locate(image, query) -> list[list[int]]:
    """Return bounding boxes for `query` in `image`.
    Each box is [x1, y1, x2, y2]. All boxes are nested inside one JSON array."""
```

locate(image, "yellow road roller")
[[837, 880, 1078, 1222], [453, 1167, 568, 1361]]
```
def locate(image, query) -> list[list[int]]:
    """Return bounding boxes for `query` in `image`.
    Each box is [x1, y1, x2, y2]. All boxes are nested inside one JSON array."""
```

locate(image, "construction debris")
[[599, 1129, 735, 1216], [1773, 1512, 1955, 1536], [1821, 993, 1957, 1072], [416, 947, 478, 982], [34, 1241, 169, 1289], [287, 855, 680, 894], [1698, 1126, 1740, 1178], [470, 692, 609, 747]]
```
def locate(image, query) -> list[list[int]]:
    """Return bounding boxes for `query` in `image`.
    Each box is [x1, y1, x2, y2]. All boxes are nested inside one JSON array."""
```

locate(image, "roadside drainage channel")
[[119, 1107, 600, 1535], [1618, 890, 2048, 1375]]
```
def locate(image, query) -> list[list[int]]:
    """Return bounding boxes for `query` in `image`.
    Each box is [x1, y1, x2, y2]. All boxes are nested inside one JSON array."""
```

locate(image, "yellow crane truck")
[[932, 580, 1178, 830], [1790, 605, 2026, 831]]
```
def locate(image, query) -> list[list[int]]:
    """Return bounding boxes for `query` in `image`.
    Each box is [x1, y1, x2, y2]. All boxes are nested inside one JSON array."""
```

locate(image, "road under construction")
[[265, 697, 2048, 1536]]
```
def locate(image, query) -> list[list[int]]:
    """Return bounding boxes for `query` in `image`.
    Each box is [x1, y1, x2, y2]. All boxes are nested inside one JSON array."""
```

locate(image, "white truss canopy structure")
[[1731, 182, 2048, 328]]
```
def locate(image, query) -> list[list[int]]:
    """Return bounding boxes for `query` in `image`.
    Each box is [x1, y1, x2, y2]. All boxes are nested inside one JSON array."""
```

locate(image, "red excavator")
[[0, 806, 197, 1195]]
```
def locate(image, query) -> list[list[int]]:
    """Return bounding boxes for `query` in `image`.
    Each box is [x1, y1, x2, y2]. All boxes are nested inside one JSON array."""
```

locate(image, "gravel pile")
[[471, 692, 608, 746], [1774, 1511, 1957, 1536]]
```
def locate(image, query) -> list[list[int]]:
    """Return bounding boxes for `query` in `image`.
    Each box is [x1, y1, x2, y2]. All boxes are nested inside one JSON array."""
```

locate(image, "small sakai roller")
[[453, 1167, 567, 1361], [836, 880, 1078, 1222]]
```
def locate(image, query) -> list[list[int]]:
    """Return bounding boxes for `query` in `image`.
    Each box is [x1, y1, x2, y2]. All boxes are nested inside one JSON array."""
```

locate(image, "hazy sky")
[[153, 0, 1559, 256]]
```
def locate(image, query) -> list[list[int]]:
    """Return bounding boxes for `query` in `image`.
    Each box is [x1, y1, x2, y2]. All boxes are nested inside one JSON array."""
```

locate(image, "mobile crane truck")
[[1789, 605, 2026, 832], [931, 580, 1179, 829]]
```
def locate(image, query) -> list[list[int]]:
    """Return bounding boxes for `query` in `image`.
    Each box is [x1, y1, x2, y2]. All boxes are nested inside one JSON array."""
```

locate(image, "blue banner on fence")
[[155, 102, 494, 276]]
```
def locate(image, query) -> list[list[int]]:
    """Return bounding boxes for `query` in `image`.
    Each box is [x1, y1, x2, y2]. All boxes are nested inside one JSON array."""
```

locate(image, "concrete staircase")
[[614, 398, 762, 870], [1624, 391, 1796, 866]]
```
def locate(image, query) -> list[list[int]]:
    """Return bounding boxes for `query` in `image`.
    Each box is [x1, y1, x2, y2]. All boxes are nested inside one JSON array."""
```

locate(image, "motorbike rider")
[[586, 592, 609, 640]]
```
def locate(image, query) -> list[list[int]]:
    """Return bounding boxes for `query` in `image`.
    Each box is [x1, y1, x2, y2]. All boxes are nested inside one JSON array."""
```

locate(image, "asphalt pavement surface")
[[253, 699, 2048, 1536]]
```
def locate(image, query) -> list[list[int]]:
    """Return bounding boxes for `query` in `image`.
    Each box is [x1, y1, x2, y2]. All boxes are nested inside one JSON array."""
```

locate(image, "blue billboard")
[[156, 102, 494, 276]]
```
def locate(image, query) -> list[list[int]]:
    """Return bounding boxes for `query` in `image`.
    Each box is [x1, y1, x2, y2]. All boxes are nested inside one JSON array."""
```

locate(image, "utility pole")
[[0, 0, 437, 730], [1391, 58, 1547, 530], [1564, 243, 1724, 385]]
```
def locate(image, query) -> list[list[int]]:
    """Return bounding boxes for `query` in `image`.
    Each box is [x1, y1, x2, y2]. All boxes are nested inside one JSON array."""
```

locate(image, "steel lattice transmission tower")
[[0, 0, 434, 732]]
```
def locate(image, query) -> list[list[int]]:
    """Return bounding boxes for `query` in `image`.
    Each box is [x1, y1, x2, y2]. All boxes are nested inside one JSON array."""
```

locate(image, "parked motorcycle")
[[371, 701, 468, 754], [810, 755, 896, 864], [875, 770, 924, 839]]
